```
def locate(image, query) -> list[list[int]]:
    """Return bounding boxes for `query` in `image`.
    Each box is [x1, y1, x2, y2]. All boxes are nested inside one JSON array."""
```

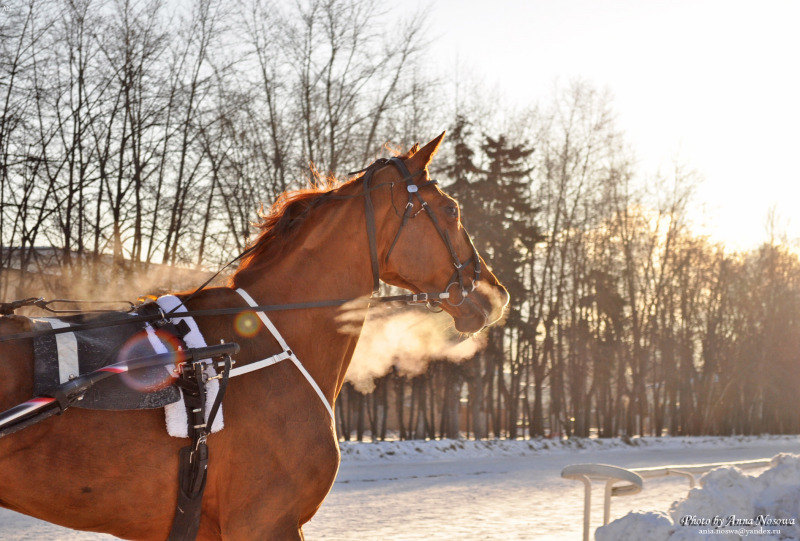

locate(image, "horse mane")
[[232, 148, 416, 286], [231, 181, 344, 286]]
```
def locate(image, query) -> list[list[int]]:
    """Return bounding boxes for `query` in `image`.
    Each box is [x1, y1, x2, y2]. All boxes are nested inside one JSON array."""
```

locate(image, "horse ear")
[[409, 143, 420, 155], [408, 131, 446, 170]]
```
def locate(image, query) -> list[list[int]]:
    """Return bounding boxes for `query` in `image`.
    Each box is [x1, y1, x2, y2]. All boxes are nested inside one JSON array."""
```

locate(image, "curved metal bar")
[[562, 459, 774, 535], [666, 469, 696, 488], [562, 464, 644, 537]]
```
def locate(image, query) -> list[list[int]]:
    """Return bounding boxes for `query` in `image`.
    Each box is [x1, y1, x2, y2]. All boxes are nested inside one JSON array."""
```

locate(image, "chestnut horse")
[[0, 133, 508, 539]]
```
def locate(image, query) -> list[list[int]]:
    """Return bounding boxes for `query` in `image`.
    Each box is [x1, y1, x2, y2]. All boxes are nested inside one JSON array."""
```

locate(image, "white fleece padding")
[[44, 319, 79, 384], [156, 295, 224, 438]]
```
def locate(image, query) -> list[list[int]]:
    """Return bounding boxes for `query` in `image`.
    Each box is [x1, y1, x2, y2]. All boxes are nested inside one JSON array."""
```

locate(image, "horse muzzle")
[[448, 281, 509, 333]]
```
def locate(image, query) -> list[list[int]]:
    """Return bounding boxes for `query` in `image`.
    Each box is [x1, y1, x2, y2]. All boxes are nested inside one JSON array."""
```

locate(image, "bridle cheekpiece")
[[357, 156, 483, 311]]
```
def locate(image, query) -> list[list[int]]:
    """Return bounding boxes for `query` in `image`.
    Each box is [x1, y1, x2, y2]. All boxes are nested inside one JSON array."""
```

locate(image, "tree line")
[[3, 0, 799, 440], [337, 93, 800, 441]]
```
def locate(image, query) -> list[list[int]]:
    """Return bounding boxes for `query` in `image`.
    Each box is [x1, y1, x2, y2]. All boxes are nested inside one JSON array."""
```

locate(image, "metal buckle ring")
[[444, 281, 468, 307]]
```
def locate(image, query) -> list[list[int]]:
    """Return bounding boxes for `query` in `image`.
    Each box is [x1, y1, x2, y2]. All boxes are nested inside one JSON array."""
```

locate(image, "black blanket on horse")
[[31, 306, 182, 410]]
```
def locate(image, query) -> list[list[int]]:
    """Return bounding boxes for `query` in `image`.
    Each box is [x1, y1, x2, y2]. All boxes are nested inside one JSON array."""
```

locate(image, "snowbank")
[[596, 453, 800, 541], [594, 511, 674, 541], [337, 435, 800, 464]]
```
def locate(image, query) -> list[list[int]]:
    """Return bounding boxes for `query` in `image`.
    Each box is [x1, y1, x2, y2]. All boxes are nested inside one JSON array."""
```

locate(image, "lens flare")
[[235, 311, 261, 338], [115, 329, 181, 392]]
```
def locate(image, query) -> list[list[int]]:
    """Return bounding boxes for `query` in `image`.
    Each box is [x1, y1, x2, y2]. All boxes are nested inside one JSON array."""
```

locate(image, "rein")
[[0, 293, 443, 343], [0, 155, 484, 343]]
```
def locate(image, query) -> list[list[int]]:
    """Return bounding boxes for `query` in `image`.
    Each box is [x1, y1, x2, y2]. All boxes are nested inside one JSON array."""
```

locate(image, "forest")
[[3, 0, 800, 440]]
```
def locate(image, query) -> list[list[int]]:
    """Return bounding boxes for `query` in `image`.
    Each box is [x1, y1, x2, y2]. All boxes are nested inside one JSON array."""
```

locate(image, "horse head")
[[371, 133, 509, 333]]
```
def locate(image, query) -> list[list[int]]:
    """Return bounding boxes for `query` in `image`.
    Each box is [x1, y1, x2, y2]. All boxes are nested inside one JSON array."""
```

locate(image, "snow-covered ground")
[[1, 435, 798, 540]]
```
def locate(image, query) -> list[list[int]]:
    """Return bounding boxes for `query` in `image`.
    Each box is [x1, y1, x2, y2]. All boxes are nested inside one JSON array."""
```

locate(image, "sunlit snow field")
[[1, 436, 798, 540]]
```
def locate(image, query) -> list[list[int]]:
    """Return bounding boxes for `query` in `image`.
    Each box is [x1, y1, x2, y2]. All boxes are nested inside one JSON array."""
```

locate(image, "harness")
[[0, 155, 487, 540]]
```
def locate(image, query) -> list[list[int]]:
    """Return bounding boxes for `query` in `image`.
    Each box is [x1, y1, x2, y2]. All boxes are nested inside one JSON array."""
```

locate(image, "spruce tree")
[[475, 134, 539, 313]]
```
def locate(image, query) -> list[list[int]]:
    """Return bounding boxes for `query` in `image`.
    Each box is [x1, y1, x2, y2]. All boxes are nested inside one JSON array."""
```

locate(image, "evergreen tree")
[[475, 134, 540, 314], [440, 115, 482, 219]]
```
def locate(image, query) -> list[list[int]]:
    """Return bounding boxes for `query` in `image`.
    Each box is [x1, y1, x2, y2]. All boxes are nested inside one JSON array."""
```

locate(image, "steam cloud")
[[338, 306, 487, 393]]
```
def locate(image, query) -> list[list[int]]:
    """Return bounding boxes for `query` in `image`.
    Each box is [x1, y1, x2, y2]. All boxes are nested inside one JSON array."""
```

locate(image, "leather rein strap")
[[361, 159, 386, 295]]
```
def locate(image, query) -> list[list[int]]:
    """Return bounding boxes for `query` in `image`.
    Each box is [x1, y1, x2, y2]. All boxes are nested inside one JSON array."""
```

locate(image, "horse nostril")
[[500, 288, 510, 307], [486, 287, 509, 323], [469, 282, 509, 326]]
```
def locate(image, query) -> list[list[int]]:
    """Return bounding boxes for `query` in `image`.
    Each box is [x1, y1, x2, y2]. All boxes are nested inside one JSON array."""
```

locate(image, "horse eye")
[[444, 205, 458, 218]]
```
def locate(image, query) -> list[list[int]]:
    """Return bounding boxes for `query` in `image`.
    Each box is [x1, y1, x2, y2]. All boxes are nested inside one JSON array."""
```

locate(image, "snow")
[[336, 435, 800, 464], [1, 435, 799, 540], [595, 511, 674, 541], [598, 453, 800, 541]]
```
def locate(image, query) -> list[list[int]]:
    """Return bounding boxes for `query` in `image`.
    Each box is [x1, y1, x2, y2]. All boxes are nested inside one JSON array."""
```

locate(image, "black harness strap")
[[362, 159, 388, 295], [385, 162, 438, 261], [356, 155, 482, 308], [0, 294, 452, 345], [168, 353, 231, 541]]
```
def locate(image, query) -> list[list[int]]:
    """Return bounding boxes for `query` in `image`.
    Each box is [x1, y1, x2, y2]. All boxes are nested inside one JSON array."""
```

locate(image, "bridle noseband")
[[359, 157, 483, 310]]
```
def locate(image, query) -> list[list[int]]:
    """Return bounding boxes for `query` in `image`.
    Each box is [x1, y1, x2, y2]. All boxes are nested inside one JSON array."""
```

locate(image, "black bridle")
[[360, 156, 482, 308]]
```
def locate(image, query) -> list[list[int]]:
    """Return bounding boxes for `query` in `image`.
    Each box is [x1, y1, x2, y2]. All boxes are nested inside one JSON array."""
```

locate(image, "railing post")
[[603, 479, 614, 525], [576, 474, 591, 541], [562, 463, 644, 539]]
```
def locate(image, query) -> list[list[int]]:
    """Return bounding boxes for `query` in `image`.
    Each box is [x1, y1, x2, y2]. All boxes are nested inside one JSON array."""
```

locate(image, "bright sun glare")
[[420, 0, 800, 250]]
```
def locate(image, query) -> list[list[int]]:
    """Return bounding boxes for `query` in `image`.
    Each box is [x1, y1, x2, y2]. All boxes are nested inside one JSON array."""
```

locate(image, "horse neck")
[[234, 194, 381, 403]]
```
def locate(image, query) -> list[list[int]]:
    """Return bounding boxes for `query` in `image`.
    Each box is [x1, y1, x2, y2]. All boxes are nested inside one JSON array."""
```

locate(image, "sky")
[[417, 0, 800, 250]]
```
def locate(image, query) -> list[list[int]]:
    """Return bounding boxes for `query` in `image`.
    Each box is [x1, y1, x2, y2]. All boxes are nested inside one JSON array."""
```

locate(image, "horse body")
[[0, 134, 508, 539]]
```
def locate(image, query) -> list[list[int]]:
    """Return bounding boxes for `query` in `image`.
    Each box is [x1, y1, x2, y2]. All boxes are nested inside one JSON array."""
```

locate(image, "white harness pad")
[[157, 295, 224, 438], [159, 289, 333, 438]]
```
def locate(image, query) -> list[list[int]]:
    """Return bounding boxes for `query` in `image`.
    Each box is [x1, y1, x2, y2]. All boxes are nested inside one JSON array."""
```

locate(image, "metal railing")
[[561, 458, 772, 541]]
